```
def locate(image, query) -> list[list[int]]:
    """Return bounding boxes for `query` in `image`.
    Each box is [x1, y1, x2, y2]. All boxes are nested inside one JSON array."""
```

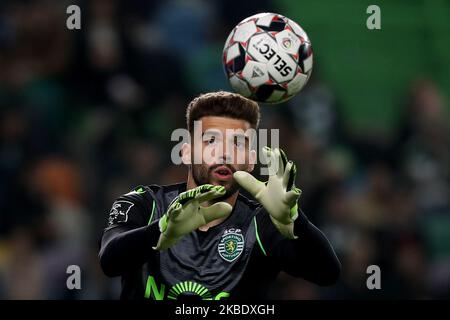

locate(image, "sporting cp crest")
[[218, 228, 245, 262]]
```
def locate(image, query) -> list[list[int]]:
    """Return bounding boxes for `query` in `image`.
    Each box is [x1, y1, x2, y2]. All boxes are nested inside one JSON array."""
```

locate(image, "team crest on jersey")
[[108, 200, 134, 225], [218, 228, 244, 262]]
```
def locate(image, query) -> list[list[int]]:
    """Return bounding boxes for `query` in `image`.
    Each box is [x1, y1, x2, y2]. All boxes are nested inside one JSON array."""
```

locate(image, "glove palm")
[[233, 147, 301, 239], [154, 184, 232, 250]]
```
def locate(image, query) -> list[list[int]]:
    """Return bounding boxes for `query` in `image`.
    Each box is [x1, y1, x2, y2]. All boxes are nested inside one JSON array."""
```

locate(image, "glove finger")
[[178, 184, 215, 205], [262, 147, 275, 175], [270, 148, 282, 178], [233, 171, 265, 198], [287, 163, 297, 191], [275, 148, 288, 178], [261, 146, 272, 163], [200, 202, 233, 224], [285, 188, 302, 207], [263, 146, 279, 176], [168, 202, 182, 219], [195, 186, 226, 203], [279, 148, 289, 171], [282, 161, 293, 189]]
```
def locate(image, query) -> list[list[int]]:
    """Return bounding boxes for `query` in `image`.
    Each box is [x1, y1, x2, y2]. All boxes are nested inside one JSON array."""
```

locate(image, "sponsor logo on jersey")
[[144, 275, 230, 300], [108, 200, 134, 225], [218, 228, 245, 262]]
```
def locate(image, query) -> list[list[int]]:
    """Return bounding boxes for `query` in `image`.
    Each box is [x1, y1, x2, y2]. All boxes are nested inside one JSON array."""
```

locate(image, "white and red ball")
[[223, 12, 313, 104]]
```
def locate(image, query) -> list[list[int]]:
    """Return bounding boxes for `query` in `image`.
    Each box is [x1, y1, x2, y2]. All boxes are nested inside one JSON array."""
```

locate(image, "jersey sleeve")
[[105, 186, 157, 230], [254, 208, 341, 286], [99, 186, 162, 277]]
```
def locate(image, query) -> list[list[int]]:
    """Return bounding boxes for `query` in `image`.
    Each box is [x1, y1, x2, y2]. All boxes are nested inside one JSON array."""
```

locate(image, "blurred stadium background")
[[0, 0, 449, 299]]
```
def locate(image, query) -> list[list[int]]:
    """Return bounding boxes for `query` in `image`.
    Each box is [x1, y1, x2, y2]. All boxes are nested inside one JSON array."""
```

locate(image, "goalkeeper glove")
[[154, 184, 233, 250], [233, 147, 302, 239]]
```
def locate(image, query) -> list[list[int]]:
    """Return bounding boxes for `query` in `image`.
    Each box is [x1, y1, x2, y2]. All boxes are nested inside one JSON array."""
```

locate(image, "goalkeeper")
[[99, 91, 341, 299]]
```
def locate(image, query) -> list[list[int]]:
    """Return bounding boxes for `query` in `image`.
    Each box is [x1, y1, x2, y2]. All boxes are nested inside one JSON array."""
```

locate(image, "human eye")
[[207, 136, 216, 145], [234, 136, 246, 149]]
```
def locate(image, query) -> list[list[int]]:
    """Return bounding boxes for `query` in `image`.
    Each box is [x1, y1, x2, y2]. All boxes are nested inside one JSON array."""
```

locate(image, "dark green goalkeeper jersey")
[[99, 182, 340, 300]]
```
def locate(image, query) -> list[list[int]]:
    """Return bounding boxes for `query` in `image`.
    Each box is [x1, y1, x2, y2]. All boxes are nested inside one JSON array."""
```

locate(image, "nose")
[[215, 141, 232, 165], [221, 152, 232, 164]]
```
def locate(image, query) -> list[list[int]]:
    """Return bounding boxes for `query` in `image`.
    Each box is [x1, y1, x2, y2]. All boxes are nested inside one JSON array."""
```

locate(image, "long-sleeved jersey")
[[99, 182, 341, 300]]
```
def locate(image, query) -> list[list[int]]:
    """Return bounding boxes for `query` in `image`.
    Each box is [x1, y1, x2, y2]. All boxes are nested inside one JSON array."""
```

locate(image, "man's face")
[[183, 116, 256, 197]]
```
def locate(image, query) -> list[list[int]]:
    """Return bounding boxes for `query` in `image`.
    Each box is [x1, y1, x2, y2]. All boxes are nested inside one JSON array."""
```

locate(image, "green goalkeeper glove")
[[233, 147, 302, 239], [154, 184, 233, 250]]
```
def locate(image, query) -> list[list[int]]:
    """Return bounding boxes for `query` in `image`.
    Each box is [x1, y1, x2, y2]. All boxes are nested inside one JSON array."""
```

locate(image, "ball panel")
[[298, 42, 313, 73], [247, 33, 276, 64], [288, 20, 308, 41], [255, 13, 276, 27], [258, 15, 286, 32], [287, 72, 308, 95], [266, 89, 287, 103], [228, 44, 247, 73], [224, 29, 235, 49], [233, 21, 258, 43], [298, 42, 312, 60], [225, 43, 241, 64], [275, 30, 301, 56], [240, 12, 270, 24], [229, 75, 252, 97], [303, 55, 313, 73], [266, 49, 297, 83], [242, 61, 269, 87], [254, 84, 279, 102]]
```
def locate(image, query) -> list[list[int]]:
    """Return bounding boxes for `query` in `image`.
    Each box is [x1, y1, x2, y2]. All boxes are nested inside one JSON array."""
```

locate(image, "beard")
[[191, 163, 240, 200]]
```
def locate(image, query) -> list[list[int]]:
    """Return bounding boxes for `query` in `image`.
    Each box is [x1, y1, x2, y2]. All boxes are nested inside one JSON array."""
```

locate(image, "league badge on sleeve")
[[218, 228, 245, 262], [108, 200, 134, 225]]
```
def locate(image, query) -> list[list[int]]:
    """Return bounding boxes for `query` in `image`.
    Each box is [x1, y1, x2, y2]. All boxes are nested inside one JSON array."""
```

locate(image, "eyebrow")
[[201, 130, 250, 142], [229, 133, 249, 143], [202, 129, 222, 136]]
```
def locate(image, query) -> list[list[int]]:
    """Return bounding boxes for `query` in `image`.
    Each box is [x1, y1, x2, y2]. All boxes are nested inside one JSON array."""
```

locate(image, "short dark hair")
[[186, 91, 260, 132]]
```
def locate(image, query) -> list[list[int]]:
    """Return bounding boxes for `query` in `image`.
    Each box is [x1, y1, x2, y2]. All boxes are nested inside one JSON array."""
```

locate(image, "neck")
[[186, 174, 238, 231]]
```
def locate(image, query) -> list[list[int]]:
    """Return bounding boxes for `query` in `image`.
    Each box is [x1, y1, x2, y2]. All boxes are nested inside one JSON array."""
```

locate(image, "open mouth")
[[212, 166, 234, 180]]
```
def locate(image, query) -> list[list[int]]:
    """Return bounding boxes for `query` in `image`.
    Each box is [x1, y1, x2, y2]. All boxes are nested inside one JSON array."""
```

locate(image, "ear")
[[181, 143, 191, 165], [248, 149, 256, 173]]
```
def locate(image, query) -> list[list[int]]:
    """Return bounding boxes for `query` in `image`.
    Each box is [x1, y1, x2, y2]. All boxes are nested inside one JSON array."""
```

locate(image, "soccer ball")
[[223, 12, 313, 104]]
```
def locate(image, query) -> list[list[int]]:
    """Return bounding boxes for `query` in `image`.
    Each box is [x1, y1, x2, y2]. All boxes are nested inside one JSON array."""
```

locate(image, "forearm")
[[99, 220, 161, 277], [273, 211, 341, 285]]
